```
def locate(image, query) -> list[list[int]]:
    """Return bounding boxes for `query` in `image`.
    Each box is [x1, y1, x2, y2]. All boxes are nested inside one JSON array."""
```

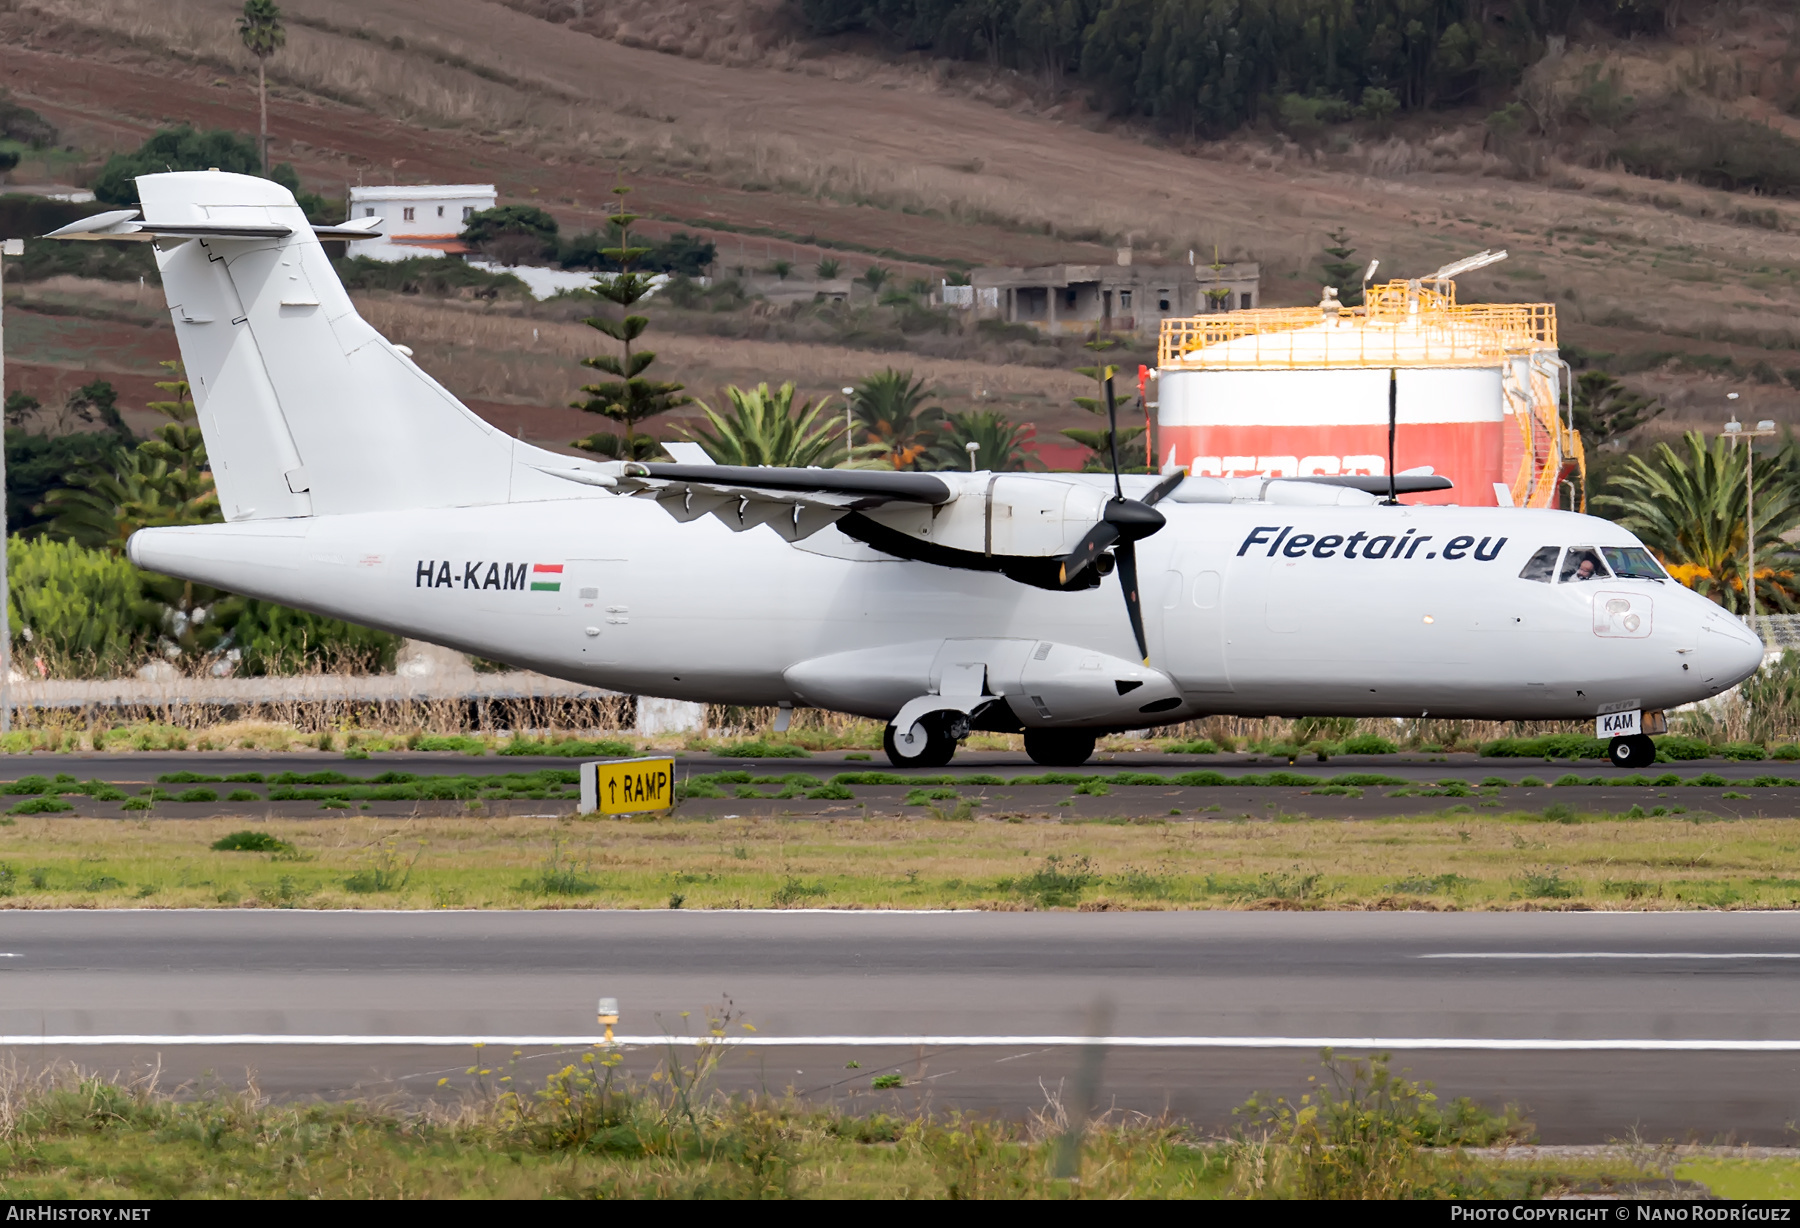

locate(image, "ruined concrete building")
[[950, 252, 1260, 338]]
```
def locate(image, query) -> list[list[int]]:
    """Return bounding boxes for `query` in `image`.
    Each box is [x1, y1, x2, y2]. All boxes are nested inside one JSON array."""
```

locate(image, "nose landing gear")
[[1608, 733, 1656, 770]]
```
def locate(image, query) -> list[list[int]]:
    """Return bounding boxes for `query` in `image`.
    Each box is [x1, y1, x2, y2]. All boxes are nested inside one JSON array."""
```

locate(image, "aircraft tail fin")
[[135, 170, 590, 520]]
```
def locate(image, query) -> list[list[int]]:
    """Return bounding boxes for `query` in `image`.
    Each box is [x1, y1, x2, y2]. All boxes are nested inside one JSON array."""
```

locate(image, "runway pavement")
[[6, 910, 1800, 1140]]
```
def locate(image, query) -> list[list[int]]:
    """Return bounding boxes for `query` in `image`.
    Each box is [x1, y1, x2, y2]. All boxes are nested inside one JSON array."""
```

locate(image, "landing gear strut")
[[883, 710, 968, 769], [1608, 733, 1656, 770], [1024, 729, 1096, 767]]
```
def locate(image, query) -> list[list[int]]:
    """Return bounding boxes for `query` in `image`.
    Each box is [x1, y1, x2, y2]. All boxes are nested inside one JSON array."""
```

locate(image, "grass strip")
[[0, 810, 1796, 911]]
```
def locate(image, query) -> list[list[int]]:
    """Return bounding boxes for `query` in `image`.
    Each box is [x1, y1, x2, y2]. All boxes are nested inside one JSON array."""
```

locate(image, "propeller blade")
[[1104, 374, 1123, 502], [1115, 540, 1148, 664], [1059, 519, 1120, 586], [1141, 470, 1186, 506]]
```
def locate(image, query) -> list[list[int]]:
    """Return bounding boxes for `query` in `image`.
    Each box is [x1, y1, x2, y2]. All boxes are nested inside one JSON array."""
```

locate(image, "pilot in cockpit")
[[1560, 547, 1604, 583]]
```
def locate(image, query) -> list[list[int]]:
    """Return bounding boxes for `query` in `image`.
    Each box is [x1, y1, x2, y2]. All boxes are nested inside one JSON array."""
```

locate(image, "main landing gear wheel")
[[1609, 733, 1656, 770], [883, 711, 965, 769], [1024, 729, 1097, 768]]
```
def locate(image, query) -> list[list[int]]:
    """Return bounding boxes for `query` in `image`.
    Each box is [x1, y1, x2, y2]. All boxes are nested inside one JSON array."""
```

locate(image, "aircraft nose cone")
[[1104, 499, 1166, 541], [1700, 615, 1766, 690]]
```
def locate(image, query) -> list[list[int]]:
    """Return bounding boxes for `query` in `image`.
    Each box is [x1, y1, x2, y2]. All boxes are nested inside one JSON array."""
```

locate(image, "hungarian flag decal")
[[530, 563, 563, 592]]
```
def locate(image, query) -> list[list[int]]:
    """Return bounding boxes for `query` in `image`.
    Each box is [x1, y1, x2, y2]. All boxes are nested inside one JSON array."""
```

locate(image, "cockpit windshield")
[[1519, 546, 1559, 583], [1601, 546, 1668, 580], [1558, 547, 1610, 583]]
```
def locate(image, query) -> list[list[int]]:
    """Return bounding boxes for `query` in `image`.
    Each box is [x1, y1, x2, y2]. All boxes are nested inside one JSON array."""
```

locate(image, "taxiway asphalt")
[[0, 748, 1792, 783], [5, 910, 1800, 1140]]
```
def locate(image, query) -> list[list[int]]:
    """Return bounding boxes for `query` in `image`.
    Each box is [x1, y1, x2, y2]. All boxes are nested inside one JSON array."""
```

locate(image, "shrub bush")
[[225, 599, 400, 675], [9, 536, 154, 675], [331, 255, 528, 298], [211, 830, 292, 853], [1480, 735, 1608, 759], [1340, 733, 1399, 754], [1654, 736, 1712, 761]]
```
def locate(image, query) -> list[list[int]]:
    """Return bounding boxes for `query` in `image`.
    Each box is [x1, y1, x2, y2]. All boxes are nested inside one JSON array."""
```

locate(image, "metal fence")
[[1758, 614, 1800, 650]]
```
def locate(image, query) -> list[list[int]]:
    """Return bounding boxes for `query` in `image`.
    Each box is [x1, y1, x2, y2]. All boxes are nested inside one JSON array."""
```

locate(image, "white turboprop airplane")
[[47, 172, 1765, 770]]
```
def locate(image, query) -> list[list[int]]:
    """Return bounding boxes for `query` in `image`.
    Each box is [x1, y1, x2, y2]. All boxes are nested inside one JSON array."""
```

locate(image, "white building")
[[344, 183, 496, 262]]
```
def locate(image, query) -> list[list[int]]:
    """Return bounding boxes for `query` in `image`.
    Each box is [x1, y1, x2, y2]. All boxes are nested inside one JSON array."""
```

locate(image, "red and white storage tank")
[[1154, 273, 1584, 508]]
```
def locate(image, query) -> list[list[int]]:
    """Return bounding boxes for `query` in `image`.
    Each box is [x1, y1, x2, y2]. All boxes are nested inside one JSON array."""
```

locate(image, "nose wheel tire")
[[1608, 733, 1656, 770], [883, 712, 964, 769], [1024, 729, 1097, 767]]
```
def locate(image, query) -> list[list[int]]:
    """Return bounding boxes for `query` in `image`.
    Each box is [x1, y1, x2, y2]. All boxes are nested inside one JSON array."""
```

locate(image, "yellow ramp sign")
[[579, 757, 676, 816]]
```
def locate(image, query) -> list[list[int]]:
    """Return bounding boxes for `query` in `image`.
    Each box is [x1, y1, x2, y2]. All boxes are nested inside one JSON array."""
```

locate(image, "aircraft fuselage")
[[129, 494, 1764, 729]]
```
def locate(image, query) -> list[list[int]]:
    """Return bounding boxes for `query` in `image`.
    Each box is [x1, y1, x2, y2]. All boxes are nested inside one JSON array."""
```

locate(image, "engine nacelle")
[[858, 474, 1107, 559]]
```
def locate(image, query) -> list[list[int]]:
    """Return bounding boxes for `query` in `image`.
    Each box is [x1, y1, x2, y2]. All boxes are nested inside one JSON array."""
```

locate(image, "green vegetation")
[[5, 801, 1800, 911], [928, 410, 1041, 472], [5, 1039, 1773, 1198], [92, 126, 337, 223], [8, 361, 399, 676], [237, 0, 286, 173], [7, 536, 154, 676], [331, 255, 528, 298], [571, 186, 690, 460], [1595, 431, 1800, 615], [800, 1, 1580, 135], [1063, 339, 1142, 471], [459, 203, 560, 263], [561, 230, 716, 277], [851, 369, 943, 470], [685, 382, 847, 468], [210, 829, 294, 854]]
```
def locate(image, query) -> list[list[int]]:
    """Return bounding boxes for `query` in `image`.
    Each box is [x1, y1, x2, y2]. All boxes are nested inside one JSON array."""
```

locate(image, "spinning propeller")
[[1057, 373, 1184, 664]]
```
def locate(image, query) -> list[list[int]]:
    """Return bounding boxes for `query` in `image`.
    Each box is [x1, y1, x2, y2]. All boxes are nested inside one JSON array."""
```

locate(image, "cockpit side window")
[[1559, 546, 1610, 583], [1601, 546, 1668, 580], [1519, 546, 1560, 582]]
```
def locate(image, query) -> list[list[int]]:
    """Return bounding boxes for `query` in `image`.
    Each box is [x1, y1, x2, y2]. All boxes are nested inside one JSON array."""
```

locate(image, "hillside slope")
[[5, 0, 1800, 437]]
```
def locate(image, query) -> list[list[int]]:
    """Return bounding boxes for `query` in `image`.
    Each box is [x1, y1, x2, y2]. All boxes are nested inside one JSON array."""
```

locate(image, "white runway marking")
[[1420, 952, 1800, 960], [6, 1034, 1800, 1051]]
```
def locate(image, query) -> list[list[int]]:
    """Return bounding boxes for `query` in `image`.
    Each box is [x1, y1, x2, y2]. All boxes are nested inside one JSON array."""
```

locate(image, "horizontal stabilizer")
[[44, 209, 381, 242]]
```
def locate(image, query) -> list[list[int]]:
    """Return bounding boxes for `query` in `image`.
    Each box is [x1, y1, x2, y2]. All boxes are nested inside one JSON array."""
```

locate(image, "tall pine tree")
[[571, 186, 688, 459]]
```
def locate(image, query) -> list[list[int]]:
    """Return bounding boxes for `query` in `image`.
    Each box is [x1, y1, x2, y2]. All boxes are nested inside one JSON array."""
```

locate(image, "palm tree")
[[926, 410, 1041, 472], [43, 447, 218, 555], [684, 383, 845, 468], [1595, 429, 1800, 615], [816, 257, 841, 280], [237, 0, 285, 174], [861, 264, 890, 292], [852, 369, 943, 470]]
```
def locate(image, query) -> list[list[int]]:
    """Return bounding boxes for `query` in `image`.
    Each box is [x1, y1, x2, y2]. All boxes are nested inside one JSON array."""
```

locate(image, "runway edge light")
[[597, 996, 620, 1044]]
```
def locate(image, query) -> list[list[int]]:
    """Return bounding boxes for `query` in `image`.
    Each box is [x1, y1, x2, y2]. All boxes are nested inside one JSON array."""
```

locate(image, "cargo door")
[[1156, 541, 1233, 693]]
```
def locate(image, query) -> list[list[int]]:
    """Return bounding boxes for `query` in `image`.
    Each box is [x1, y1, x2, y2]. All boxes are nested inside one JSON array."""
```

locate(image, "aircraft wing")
[[1284, 475, 1454, 494], [611, 462, 953, 543]]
